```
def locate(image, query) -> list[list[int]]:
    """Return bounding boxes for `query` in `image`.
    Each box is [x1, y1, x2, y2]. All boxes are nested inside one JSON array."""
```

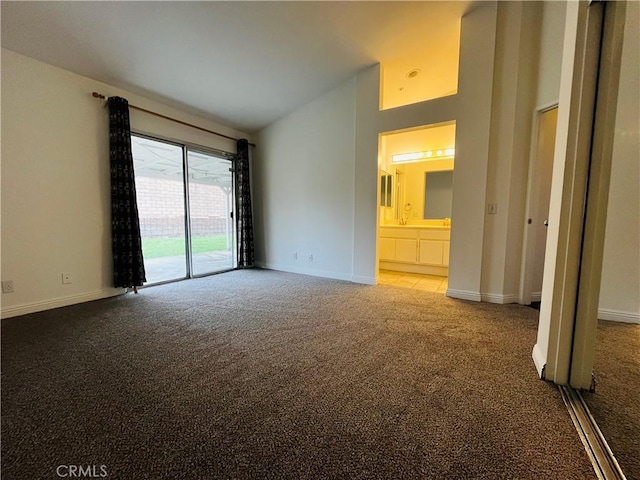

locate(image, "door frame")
[[519, 102, 559, 306], [532, 0, 626, 389], [532, 0, 604, 384], [569, 0, 626, 389]]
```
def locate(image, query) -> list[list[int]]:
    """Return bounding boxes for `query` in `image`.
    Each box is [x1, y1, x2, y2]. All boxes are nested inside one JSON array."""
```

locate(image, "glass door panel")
[[131, 135, 187, 284], [187, 150, 235, 275]]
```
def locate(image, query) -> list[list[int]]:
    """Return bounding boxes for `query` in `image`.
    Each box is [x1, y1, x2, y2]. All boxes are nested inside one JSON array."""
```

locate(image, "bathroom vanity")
[[379, 225, 450, 276]]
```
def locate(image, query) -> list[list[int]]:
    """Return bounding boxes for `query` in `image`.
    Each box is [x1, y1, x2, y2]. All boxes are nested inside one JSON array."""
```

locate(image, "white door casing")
[[533, 1, 627, 389], [533, 1, 603, 384]]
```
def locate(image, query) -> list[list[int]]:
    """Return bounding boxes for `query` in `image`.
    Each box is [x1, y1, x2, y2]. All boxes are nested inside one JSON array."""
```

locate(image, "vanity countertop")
[[381, 224, 450, 229]]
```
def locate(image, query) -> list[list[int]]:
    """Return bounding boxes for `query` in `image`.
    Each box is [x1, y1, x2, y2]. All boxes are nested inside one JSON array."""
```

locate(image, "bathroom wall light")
[[392, 148, 455, 164], [392, 152, 425, 162]]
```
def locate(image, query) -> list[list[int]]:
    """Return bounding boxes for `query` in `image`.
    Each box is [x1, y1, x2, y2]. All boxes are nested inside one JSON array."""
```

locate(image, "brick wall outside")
[[135, 176, 231, 238]]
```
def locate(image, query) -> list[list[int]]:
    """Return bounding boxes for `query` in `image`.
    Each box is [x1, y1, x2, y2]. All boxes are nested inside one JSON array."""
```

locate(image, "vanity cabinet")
[[396, 239, 418, 263], [379, 226, 450, 275], [417, 229, 450, 266], [419, 240, 444, 265], [379, 237, 396, 261], [379, 237, 417, 263], [379, 228, 418, 262]]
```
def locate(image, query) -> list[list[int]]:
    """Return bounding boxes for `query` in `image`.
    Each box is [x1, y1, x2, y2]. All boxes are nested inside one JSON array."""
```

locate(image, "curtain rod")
[[92, 92, 255, 147]]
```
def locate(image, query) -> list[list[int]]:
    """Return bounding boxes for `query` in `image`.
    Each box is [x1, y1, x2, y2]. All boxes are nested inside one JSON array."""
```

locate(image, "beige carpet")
[[2, 269, 595, 479], [582, 320, 640, 480]]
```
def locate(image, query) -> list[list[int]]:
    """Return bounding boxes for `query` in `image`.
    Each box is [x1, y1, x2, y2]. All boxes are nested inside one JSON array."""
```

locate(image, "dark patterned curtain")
[[235, 139, 254, 268], [108, 96, 146, 288]]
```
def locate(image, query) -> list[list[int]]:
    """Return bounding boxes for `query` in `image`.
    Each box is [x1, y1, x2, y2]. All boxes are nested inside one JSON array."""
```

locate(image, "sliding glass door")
[[131, 134, 235, 285], [187, 150, 235, 276], [131, 136, 187, 283]]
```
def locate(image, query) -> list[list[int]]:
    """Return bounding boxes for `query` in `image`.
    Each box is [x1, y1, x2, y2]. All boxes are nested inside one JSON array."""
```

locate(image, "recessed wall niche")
[[380, 19, 461, 110]]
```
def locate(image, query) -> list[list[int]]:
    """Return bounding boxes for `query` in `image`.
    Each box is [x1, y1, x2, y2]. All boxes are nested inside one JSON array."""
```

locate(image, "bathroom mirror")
[[424, 170, 453, 219], [392, 164, 452, 221]]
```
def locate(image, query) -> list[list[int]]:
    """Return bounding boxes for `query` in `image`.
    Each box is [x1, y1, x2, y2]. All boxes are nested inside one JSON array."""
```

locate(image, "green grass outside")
[[142, 235, 229, 259]]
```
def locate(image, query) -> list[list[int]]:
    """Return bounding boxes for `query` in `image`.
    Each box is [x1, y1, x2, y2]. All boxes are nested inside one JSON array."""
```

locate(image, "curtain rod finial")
[[92, 92, 106, 100]]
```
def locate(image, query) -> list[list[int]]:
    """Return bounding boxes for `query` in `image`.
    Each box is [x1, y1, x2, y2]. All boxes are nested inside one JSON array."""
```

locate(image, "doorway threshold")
[[129, 268, 238, 291]]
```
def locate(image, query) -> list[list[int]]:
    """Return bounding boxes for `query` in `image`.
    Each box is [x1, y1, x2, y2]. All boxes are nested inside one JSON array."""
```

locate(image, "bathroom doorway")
[[377, 123, 456, 293], [520, 105, 558, 306]]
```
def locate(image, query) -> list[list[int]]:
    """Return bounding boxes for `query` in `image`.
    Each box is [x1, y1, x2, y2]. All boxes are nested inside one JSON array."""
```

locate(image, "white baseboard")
[[379, 261, 448, 277], [351, 275, 376, 285], [446, 289, 481, 302], [598, 308, 640, 324], [257, 262, 356, 283], [481, 293, 519, 304], [531, 292, 542, 302], [1, 289, 125, 319], [532, 343, 546, 379], [258, 262, 376, 285]]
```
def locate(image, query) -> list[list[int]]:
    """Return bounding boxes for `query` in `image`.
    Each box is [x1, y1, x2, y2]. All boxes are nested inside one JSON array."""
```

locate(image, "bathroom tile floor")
[[378, 270, 448, 293]]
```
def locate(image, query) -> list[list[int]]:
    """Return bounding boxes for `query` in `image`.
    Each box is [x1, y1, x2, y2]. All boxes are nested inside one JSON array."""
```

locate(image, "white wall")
[[254, 2, 498, 292], [1, 49, 251, 318], [599, 1, 640, 323], [353, 2, 498, 291], [445, 2, 498, 299], [536, 1, 567, 108], [253, 79, 356, 281], [481, 2, 542, 303]]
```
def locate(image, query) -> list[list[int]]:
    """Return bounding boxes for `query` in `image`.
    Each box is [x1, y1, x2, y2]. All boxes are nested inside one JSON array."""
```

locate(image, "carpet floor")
[[1, 269, 596, 479], [582, 320, 640, 480]]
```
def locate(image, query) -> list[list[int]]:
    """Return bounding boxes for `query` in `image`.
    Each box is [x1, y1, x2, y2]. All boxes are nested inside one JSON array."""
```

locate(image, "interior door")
[[520, 106, 558, 305], [531, 107, 558, 302]]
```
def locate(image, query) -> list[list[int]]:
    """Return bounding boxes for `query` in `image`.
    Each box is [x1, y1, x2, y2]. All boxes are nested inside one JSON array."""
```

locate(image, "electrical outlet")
[[62, 272, 72, 284], [2, 280, 15, 294], [308, 254, 314, 262], [487, 203, 498, 215]]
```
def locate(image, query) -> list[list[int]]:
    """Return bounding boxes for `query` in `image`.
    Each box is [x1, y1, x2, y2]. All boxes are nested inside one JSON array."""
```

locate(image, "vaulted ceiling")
[[1, 1, 472, 133]]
